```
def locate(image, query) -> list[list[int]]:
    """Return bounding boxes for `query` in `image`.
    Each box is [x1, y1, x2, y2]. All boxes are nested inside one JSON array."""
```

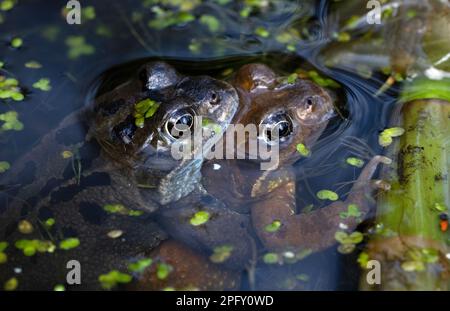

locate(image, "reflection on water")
[[0, 0, 400, 290]]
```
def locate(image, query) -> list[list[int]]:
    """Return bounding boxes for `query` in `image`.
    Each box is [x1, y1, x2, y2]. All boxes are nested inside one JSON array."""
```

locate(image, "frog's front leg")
[[251, 155, 391, 252]]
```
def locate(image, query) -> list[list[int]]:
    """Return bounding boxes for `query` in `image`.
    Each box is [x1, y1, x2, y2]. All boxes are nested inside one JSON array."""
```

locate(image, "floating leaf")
[[25, 61, 42, 69], [61, 150, 73, 159], [335, 231, 364, 245], [346, 157, 364, 168], [10, 37, 22, 48], [128, 258, 153, 273], [0, 161, 10, 173], [0, 252, 7, 264], [263, 253, 279, 264], [379, 127, 405, 147], [337, 243, 355, 254], [66, 36, 95, 59], [296, 143, 310, 157], [286, 73, 298, 84], [0, 111, 23, 131], [401, 260, 425, 272], [98, 270, 132, 289], [32, 78, 51, 91], [210, 245, 233, 263], [296, 274, 309, 282], [15, 239, 55, 256], [1, 0, 16, 11], [317, 190, 339, 201], [357, 252, 370, 269], [59, 238, 80, 250], [264, 220, 281, 233], [339, 204, 361, 219], [107, 230, 123, 239], [4, 277, 18, 291], [156, 263, 173, 280], [199, 14, 220, 32], [255, 26, 269, 38], [0, 76, 24, 101], [190, 211, 210, 226], [81, 6, 96, 20], [134, 98, 160, 128], [44, 218, 55, 228], [103, 204, 143, 217], [18, 220, 33, 234], [54, 284, 65, 291], [433, 202, 447, 212], [0, 241, 8, 252], [149, 8, 195, 30]]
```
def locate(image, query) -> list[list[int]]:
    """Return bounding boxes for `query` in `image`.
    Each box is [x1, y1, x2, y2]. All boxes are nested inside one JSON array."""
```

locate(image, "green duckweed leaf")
[[346, 157, 364, 168], [296, 143, 310, 157], [10, 37, 22, 48], [54, 284, 66, 291], [59, 238, 80, 250], [255, 26, 269, 38], [98, 270, 132, 289], [25, 61, 42, 69], [190, 211, 210, 226], [0, 0, 16, 11], [199, 14, 220, 32], [263, 253, 279, 264], [379, 127, 405, 147], [156, 263, 173, 280], [0, 161, 10, 173], [264, 220, 281, 233], [434, 202, 447, 212], [0, 252, 7, 264], [128, 258, 153, 273], [210, 245, 234, 263], [0, 241, 8, 252], [339, 204, 361, 219], [66, 36, 95, 59], [4, 277, 18, 291], [32, 78, 51, 91], [317, 190, 339, 201]]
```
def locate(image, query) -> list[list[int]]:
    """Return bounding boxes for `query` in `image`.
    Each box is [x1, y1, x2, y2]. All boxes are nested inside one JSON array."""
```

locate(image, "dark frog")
[[145, 64, 391, 290], [0, 62, 238, 290]]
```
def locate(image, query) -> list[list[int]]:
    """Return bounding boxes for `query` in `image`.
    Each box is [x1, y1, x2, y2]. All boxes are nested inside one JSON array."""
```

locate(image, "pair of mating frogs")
[[0, 62, 390, 290]]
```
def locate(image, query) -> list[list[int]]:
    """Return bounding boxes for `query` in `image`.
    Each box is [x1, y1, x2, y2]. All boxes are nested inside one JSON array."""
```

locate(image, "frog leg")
[[251, 155, 391, 253]]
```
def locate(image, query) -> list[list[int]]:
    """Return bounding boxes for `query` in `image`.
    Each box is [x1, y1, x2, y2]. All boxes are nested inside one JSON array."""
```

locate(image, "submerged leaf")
[[190, 211, 210, 226]]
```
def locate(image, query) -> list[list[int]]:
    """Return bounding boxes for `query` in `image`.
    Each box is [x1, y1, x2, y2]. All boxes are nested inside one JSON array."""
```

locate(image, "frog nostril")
[[210, 91, 219, 105]]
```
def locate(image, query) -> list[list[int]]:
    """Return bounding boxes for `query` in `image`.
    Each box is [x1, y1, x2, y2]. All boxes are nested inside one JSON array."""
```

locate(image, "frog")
[[0, 61, 239, 290], [139, 63, 391, 290]]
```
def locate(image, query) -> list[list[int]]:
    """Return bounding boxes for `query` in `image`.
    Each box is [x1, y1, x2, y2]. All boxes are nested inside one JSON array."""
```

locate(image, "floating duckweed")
[[149, 8, 195, 30], [263, 253, 279, 264], [156, 263, 173, 280], [128, 258, 153, 273], [264, 220, 281, 233], [0, 241, 8, 252], [32, 78, 52, 91], [255, 26, 270, 38], [61, 150, 73, 159], [296, 143, 310, 157], [401, 260, 425, 272], [163, 287, 176, 291], [202, 118, 222, 135], [0, 61, 4, 68], [337, 243, 355, 254], [0, 111, 23, 131], [334, 231, 364, 245], [44, 218, 55, 228], [210, 245, 233, 263], [66, 36, 95, 59], [317, 190, 339, 201], [286, 73, 298, 84], [433, 203, 447, 212], [10, 37, 22, 48], [0, 76, 24, 101], [296, 274, 309, 282], [98, 270, 132, 290], [339, 204, 361, 219], [134, 98, 160, 128], [81, 6, 96, 21], [4, 277, 18, 291], [357, 252, 370, 269], [103, 204, 144, 217], [199, 14, 220, 32], [188, 39, 202, 54], [15, 239, 55, 256], [59, 238, 80, 250], [344, 15, 360, 30], [346, 157, 365, 168], [54, 284, 66, 291], [18, 220, 33, 234], [24, 61, 42, 69], [0, 0, 16, 11], [190, 211, 210, 226], [107, 230, 123, 239], [304, 70, 341, 89], [96, 25, 112, 37], [335, 32, 351, 42], [0, 161, 10, 173], [296, 248, 312, 261], [240, 7, 251, 18], [0, 252, 7, 264], [379, 127, 405, 147]]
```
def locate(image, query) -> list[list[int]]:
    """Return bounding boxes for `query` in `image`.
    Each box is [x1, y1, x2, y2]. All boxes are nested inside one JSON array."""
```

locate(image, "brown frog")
[[143, 64, 390, 290], [0, 62, 239, 290]]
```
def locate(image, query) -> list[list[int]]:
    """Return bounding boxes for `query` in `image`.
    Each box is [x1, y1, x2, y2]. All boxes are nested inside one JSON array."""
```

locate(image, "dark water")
[[0, 0, 400, 290]]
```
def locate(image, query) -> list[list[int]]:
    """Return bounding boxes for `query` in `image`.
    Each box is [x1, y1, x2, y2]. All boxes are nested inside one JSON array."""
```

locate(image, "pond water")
[[0, 0, 401, 290]]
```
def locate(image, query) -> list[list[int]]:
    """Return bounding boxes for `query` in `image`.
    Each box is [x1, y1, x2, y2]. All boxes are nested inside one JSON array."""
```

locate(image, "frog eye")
[[260, 112, 293, 144], [165, 109, 195, 140], [210, 91, 220, 105]]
